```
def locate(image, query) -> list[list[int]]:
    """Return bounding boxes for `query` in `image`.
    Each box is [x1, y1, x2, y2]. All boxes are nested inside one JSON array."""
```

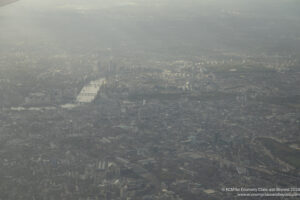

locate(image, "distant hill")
[[0, 0, 18, 7]]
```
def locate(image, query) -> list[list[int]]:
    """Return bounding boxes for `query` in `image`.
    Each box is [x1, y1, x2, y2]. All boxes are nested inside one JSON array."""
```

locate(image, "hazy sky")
[[1, 0, 300, 56]]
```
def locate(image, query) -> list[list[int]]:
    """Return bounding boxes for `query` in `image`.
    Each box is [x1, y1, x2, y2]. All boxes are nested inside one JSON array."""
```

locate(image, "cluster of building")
[[0, 53, 299, 199]]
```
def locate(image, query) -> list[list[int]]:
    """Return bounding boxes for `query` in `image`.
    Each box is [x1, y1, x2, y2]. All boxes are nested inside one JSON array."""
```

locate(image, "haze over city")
[[0, 0, 300, 199]]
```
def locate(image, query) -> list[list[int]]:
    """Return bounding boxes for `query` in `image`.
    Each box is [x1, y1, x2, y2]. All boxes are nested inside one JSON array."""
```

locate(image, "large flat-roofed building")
[[76, 78, 106, 104]]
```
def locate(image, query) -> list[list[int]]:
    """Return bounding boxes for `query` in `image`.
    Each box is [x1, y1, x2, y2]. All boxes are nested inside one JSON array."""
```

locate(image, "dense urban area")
[[1, 0, 300, 199]]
